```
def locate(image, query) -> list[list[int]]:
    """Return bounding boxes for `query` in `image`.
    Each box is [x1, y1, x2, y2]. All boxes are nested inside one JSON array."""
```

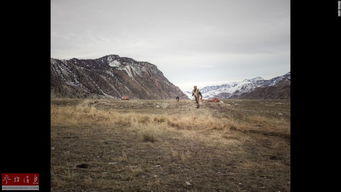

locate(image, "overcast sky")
[[51, 0, 290, 91]]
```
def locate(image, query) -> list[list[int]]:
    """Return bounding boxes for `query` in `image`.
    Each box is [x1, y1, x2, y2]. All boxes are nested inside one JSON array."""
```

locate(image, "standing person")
[[176, 96, 180, 102], [192, 86, 202, 108]]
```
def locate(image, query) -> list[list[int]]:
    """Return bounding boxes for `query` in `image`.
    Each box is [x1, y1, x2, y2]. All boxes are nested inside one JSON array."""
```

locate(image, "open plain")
[[51, 98, 290, 192]]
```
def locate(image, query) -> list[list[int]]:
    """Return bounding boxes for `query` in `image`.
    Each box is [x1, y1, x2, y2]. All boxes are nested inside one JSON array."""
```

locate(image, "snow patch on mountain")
[[109, 60, 121, 67], [185, 73, 290, 99]]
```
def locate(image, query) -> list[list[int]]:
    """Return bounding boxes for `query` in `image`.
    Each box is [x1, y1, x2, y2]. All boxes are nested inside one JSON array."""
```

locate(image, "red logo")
[[1, 173, 39, 191]]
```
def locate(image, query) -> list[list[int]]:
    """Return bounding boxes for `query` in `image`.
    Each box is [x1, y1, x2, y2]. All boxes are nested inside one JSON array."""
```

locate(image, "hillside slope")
[[51, 55, 187, 99]]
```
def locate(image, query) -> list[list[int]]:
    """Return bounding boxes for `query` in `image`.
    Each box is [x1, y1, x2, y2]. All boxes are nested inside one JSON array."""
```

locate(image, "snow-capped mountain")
[[237, 75, 290, 99], [187, 73, 290, 99], [51, 54, 188, 99]]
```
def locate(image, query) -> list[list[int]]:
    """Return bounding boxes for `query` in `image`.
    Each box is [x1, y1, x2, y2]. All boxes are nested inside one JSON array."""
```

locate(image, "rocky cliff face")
[[51, 54, 187, 99]]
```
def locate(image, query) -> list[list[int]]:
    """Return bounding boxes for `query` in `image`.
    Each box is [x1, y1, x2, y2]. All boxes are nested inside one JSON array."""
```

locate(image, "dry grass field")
[[51, 98, 290, 192]]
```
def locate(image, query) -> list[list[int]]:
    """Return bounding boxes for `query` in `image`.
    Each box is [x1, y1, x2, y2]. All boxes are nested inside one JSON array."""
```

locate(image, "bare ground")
[[51, 98, 290, 192]]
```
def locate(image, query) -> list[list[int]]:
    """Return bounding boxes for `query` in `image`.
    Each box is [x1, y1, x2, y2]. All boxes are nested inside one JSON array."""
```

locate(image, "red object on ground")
[[121, 96, 129, 100], [206, 98, 220, 102]]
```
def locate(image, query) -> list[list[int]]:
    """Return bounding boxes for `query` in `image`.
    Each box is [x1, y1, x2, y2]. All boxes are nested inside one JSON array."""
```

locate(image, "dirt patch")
[[76, 164, 90, 169], [230, 126, 290, 141]]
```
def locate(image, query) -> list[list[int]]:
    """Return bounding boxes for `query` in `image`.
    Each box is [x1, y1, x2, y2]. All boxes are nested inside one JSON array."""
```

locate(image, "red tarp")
[[206, 98, 220, 102], [121, 96, 129, 100]]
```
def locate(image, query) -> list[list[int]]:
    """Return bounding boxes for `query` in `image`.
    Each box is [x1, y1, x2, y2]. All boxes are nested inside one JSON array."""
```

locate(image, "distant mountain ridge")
[[184, 73, 290, 99], [51, 54, 188, 99], [237, 75, 290, 99]]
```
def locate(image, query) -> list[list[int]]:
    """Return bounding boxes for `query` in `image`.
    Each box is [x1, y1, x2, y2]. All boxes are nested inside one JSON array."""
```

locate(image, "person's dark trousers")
[[195, 96, 200, 108]]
